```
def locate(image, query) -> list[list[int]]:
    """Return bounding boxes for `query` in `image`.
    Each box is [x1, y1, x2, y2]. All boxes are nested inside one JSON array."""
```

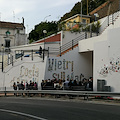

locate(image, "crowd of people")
[[13, 77, 93, 91], [13, 81, 38, 90], [41, 77, 93, 91]]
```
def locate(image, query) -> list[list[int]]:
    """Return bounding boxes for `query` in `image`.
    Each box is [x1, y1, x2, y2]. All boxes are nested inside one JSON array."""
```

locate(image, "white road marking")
[[0, 109, 47, 120]]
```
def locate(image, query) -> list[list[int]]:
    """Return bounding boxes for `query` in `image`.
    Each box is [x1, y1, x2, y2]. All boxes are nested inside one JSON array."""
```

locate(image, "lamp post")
[[94, 13, 99, 21], [43, 30, 47, 61], [43, 30, 47, 50], [80, 0, 83, 32], [94, 13, 99, 35], [43, 15, 51, 22]]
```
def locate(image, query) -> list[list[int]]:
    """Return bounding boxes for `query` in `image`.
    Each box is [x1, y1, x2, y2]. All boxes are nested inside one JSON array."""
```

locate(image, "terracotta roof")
[[0, 21, 25, 29], [90, 1, 111, 15], [35, 33, 61, 43]]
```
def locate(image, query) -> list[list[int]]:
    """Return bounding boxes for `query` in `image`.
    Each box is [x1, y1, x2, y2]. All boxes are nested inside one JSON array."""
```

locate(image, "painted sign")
[[10, 64, 39, 86]]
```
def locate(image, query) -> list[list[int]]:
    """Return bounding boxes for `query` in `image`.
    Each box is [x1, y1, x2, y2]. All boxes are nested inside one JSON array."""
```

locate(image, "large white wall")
[[94, 27, 120, 92], [0, 56, 47, 90], [45, 47, 93, 81], [79, 33, 107, 52]]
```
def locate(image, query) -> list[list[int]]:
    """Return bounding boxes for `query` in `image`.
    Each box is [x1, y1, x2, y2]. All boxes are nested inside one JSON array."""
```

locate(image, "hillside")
[[60, 0, 108, 21], [28, 0, 109, 42]]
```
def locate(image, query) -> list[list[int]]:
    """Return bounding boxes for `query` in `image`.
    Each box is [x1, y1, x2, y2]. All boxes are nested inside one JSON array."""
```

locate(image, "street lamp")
[[94, 13, 99, 21], [43, 30, 47, 61], [94, 13, 99, 35], [43, 30, 47, 50], [43, 15, 51, 22]]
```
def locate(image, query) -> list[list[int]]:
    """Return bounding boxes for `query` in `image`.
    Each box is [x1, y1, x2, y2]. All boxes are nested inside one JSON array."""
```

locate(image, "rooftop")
[[0, 21, 25, 29], [63, 14, 91, 22]]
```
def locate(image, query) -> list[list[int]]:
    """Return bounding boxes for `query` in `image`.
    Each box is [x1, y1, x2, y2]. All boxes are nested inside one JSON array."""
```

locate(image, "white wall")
[[94, 27, 120, 92], [10, 42, 44, 51], [45, 47, 93, 81], [62, 31, 82, 45], [0, 56, 47, 90], [79, 32, 107, 52]]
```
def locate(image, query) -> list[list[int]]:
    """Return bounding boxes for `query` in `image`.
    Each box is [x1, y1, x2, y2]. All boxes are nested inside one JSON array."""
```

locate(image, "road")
[[0, 97, 120, 120]]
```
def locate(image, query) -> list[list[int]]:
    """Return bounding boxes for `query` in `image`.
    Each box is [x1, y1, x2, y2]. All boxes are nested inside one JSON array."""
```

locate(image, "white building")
[[0, 19, 26, 51]]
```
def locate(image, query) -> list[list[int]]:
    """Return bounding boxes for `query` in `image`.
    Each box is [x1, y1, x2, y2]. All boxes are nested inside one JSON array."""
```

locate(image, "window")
[[82, 19, 86, 24], [72, 20, 77, 27], [5, 40, 10, 47], [67, 22, 70, 27]]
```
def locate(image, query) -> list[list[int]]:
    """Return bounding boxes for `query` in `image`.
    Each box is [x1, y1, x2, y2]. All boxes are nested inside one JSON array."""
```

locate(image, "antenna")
[[13, 11, 15, 22], [0, 12, 1, 21]]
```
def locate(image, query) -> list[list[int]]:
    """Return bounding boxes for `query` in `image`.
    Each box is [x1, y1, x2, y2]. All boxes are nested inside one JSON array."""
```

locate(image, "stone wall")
[[90, 0, 119, 21]]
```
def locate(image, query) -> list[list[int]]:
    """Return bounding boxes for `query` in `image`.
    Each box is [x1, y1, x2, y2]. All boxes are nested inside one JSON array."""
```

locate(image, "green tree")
[[28, 21, 58, 43], [60, 0, 108, 21]]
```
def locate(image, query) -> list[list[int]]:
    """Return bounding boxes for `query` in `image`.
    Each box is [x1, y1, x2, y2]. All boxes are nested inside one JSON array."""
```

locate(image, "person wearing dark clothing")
[[17, 82, 21, 90], [13, 82, 17, 90], [73, 80, 77, 86], [26, 82, 29, 90], [21, 81, 25, 90], [41, 80, 45, 90], [39, 46, 42, 55], [68, 80, 73, 90]]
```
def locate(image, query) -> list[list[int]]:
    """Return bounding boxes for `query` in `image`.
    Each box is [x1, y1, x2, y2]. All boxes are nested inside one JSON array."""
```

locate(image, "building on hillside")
[[60, 14, 91, 30], [0, 19, 26, 51], [90, 0, 120, 21]]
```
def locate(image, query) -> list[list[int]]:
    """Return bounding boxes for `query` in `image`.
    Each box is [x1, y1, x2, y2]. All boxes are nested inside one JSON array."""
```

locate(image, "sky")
[[0, 0, 81, 33]]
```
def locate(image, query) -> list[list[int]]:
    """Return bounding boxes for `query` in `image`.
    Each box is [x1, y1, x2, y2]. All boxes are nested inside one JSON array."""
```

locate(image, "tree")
[[60, 0, 108, 21], [28, 21, 58, 43]]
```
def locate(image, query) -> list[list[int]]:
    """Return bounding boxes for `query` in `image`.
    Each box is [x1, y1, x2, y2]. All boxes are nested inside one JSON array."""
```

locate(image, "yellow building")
[[62, 14, 91, 30]]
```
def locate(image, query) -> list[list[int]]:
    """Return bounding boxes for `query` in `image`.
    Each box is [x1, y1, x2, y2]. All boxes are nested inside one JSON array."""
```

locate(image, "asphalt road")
[[0, 97, 120, 120]]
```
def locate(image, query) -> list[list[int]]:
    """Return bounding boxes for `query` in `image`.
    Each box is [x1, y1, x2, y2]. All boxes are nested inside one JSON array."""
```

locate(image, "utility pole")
[[87, 0, 88, 15], [81, 0, 82, 24], [119, 0, 120, 11], [13, 11, 15, 22]]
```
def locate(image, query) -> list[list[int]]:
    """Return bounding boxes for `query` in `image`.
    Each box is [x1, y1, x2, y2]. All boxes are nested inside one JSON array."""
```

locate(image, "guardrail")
[[1, 90, 120, 100]]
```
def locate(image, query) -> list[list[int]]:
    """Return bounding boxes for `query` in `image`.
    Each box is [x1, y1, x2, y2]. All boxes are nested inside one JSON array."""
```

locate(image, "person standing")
[[39, 46, 42, 56], [13, 82, 17, 96], [13, 82, 17, 90]]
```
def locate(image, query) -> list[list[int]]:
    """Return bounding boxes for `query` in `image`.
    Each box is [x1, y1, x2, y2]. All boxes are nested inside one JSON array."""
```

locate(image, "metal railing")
[[1, 89, 120, 100], [99, 11, 120, 34], [0, 52, 14, 72], [47, 47, 59, 57], [61, 33, 85, 54], [0, 49, 45, 72]]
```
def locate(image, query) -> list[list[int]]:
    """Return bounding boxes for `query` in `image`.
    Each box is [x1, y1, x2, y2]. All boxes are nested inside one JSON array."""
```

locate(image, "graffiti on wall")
[[10, 64, 39, 86], [52, 72, 84, 82], [98, 57, 120, 77], [47, 58, 85, 81], [48, 58, 74, 72], [48, 58, 74, 80]]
